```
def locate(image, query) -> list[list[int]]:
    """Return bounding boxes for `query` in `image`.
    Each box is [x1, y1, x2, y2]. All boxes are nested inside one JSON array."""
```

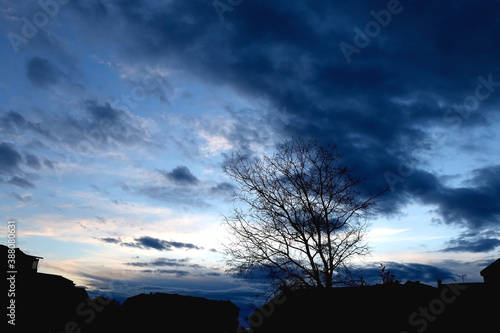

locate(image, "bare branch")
[[222, 138, 385, 291]]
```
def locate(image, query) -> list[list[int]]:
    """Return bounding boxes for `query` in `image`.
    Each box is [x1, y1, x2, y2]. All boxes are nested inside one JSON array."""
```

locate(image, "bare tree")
[[379, 264, 400, 285], [222, 139, 385, 290]]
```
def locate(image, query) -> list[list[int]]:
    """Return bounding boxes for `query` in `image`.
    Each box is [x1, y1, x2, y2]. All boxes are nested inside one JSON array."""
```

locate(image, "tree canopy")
[[222, 139, 385, 290]]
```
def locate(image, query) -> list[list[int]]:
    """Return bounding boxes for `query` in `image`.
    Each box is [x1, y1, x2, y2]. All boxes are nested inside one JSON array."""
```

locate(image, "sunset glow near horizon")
[[1, 0, 500, 313]]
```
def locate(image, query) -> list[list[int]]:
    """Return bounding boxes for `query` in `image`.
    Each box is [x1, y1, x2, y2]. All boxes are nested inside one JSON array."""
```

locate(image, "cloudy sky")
[[1, 0, 500, 315]]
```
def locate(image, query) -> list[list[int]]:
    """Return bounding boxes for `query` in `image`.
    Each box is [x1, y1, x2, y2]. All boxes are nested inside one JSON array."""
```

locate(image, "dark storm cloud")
[[12, 0, 500, 168], [441, 235, 500, 253], [158, 166, 199, 185], [166, 240, 202, 250], [124, 257, 224, 278], [99, 237, 121, 244], [406, 165, 500, 231], [26, 56, 64, 87], [358, 262, 457, 285], [135, 236, 169, 251], [440, 228, 500, 253], [26, 0, 496, 247], [126, 257, 190, 267], [434, 186, 500, 230], [94, 2, 499, 171], [3, 0, 499, 259], [125, 257, 203, 270], [377, 165, 500, 253], [134, 236, 202, 251], [379, 165, 500, 252], [108, 0, 493, 120], [95, 0, 500, 246], [99, 235, 202, 251], [87, 100, 122, 122]]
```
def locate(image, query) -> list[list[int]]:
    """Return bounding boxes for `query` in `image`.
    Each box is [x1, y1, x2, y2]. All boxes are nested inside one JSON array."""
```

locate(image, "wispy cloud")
[[369, 228, 409, 239], [126, 257, 193, 267]]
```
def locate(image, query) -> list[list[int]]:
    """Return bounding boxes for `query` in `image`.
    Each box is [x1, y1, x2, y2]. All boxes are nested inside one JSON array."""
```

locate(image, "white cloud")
[[198, 129, 233, 156], [369, 228, 409, 238]]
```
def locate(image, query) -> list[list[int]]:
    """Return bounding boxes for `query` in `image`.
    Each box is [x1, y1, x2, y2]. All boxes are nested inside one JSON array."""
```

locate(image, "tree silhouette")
[[222, 139, 385, 290], [379, 264, 400, 285]]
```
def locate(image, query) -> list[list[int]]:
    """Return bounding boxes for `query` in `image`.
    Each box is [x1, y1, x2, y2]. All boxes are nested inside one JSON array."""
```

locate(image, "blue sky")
[[1, 0, 500, 316]]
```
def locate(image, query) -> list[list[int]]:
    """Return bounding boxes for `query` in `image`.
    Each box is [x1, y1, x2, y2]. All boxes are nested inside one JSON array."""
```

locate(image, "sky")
[[1, 0, 500, 318]]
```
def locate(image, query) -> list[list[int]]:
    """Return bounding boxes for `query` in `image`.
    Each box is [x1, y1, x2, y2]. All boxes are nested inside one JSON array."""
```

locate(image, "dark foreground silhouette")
[[247, 259, 500, 333], [3, 245, 239, 332], [4, 245, 500, 332]]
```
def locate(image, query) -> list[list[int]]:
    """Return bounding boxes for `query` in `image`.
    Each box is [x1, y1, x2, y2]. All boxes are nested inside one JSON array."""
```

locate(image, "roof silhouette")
[[480, 258, 500, 284], [3, 244, 43, 273]]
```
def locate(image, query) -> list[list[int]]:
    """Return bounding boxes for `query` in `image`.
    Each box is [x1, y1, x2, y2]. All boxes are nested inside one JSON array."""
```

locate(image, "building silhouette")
[[480, 258, 500, 285], [4, 245, 43, 273], [3, 245, 90, 332]]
